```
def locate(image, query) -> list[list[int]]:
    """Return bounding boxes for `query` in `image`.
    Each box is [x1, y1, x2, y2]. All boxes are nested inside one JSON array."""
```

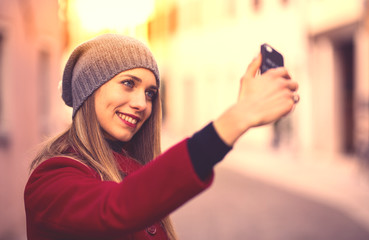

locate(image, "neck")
[[105, 138, 125, 153]]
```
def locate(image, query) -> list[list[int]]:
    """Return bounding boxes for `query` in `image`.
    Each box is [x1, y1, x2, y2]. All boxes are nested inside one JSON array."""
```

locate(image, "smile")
[[117, 113, 139, 125]]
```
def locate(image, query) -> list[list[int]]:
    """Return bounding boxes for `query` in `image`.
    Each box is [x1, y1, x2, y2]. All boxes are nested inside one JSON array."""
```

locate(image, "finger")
[[245, 54, 262, 79], [267, 67, 291, 79], [287, 81, 299, 92], [257, 94, 296, 125], [278, 80, 299, 101]]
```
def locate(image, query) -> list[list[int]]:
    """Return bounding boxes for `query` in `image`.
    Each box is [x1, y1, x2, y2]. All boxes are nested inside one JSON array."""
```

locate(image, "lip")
[[116, 112, 141, 128]]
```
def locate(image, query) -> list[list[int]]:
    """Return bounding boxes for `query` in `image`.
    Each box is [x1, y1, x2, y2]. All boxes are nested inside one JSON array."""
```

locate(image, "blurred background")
[[0, 0, 369, 239]]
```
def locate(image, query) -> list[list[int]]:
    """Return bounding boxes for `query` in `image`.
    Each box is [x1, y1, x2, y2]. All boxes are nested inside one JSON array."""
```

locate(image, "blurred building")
[[148, 0, 369, 160], [309, 0, 369, 160], [0, 0, 66, 239]]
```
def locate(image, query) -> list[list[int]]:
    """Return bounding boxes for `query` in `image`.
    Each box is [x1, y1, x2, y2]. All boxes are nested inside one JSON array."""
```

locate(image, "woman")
[[24, 34, 299, 240]]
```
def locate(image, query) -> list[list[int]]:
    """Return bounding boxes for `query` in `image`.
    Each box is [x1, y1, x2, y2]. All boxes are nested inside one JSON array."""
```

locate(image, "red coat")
[[24, 140, 213, 240]]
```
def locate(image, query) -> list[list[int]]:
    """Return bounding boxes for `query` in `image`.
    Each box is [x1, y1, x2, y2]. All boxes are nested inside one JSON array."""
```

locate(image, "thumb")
[[245, 54, 262, 79]]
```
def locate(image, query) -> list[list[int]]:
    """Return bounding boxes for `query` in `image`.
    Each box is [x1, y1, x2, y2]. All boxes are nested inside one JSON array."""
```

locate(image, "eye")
[[121, 80, 135, 88], [145, 89, 158, 101]]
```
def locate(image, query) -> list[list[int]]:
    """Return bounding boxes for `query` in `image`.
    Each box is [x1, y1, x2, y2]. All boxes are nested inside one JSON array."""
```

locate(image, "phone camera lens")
[[266, 45, 273, 53]]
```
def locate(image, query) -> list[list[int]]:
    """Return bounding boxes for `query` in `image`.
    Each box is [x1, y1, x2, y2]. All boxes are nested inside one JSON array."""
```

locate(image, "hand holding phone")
[[260, 43, 284, 74]]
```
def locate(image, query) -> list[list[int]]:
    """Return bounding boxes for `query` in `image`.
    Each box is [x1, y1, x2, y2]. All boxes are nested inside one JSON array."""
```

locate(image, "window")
[[0, 34, 3, 128], [281, 0, 290, 6], [38, 50, 51, 137], [253, 0, 261, 12], [168, 5, 178, 35], [183, 1, 202, 31], [0, 33, 9, 149], [227, 0, 237, 18]]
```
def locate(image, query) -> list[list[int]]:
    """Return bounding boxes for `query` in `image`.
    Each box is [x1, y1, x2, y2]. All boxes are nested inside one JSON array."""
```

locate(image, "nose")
[[129, 91, 147, 111]]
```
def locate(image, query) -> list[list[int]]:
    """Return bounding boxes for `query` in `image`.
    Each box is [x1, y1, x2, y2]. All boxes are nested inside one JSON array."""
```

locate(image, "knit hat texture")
[[62, 34, 160, 117]]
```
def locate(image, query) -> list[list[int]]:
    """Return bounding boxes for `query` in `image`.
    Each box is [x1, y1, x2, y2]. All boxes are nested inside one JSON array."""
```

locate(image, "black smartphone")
[[260, 43, 284, 74]]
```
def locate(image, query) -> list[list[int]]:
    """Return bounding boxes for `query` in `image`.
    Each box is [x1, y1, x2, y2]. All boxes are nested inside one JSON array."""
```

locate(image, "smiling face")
[[94, 68, 158, 142]]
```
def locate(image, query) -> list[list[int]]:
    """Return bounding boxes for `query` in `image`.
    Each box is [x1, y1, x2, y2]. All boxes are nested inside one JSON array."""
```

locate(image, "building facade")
[[308, 0, 369, 159], [0, 0, 66, 239]]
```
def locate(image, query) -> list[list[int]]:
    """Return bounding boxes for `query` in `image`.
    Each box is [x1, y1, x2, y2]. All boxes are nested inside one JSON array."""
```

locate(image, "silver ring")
[[293, 94, 300, 104]]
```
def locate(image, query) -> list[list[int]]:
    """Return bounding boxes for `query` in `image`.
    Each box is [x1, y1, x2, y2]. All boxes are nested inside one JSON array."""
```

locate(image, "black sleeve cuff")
[[187, 122, 232, 180]]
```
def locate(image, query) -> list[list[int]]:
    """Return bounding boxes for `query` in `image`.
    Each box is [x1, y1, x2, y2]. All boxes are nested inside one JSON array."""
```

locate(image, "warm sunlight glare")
[[70, 0, 155, 32]]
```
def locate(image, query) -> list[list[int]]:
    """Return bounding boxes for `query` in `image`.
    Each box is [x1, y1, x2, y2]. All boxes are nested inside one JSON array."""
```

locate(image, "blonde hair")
[[31, 91, 177, 239]]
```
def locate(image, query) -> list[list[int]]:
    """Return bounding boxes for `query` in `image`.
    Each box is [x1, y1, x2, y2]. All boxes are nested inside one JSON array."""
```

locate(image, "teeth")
[[118, 113, 137, 124]]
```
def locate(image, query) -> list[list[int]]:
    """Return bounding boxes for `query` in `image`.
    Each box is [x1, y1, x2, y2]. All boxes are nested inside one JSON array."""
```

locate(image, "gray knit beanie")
[[62, 34, 160, 118]]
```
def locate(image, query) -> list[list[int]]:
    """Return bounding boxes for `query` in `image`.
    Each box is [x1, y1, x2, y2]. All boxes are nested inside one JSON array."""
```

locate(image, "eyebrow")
[[120, 74, 142, 82], [120, 74, 158, 89]]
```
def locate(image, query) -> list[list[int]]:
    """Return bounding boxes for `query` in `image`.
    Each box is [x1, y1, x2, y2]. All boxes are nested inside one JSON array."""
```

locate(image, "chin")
[[116, 134, 134, 142], [111, 129, 137, 142]]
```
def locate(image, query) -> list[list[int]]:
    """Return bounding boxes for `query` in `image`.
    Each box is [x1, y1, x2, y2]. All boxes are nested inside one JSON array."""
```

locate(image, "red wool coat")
[[24, 140, 213, 240]]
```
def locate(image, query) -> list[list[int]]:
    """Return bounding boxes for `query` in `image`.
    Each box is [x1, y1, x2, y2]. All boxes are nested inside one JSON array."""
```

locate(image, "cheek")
[[95, 94, 106, 115], [95, 91, 121, 116], [94, 97, 102, 120], [143, 103, 153, 123], [95, 104, 104, 124], [94, 92, 112, 126]]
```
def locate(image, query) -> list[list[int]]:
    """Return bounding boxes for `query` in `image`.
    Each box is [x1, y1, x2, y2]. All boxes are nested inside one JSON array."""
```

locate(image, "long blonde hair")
[[31, 91, 177, 239]]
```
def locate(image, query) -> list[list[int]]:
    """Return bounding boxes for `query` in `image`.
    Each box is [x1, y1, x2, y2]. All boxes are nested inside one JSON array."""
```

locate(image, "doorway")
[[334, 39, 355, 154]]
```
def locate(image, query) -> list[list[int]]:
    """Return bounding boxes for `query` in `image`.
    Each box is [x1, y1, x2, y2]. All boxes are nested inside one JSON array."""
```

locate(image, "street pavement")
[[161, 130, 369, 239], [171, 166, 369, 240]]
